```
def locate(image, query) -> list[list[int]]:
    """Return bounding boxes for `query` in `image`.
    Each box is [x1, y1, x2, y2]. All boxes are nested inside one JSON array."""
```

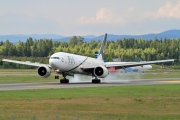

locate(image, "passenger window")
[[50, 57, 60, 59]]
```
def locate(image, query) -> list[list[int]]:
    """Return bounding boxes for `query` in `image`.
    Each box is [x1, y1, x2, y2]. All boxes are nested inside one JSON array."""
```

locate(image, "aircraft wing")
[[105, 59, 175, 69], [2, 59, 49, 67], [82, 59, 174, 71]]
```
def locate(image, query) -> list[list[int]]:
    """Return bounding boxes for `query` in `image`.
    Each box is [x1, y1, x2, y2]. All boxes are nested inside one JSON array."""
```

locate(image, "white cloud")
[[96, 8, 112, 21], [78, 8, 124, 24], [144, 1, 180, 19]]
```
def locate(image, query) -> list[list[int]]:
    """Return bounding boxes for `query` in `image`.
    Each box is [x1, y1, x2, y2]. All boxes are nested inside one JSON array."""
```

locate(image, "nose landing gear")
[[55, 75, 59, 79]]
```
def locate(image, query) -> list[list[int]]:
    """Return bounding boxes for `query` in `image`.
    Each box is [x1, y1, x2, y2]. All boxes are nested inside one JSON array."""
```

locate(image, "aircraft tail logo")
[[97, 33, 107, 61]]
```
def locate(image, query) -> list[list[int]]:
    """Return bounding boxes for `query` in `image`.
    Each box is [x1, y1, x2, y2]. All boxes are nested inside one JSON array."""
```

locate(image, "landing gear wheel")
[[60, 79, 69, 84], [92, 79, 101, 83], [55, 76, 59, 79], [59, 73, 70, 84]]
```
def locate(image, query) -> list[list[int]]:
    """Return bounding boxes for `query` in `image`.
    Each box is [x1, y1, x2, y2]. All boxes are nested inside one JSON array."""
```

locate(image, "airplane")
[[2, 33, 174, 83]]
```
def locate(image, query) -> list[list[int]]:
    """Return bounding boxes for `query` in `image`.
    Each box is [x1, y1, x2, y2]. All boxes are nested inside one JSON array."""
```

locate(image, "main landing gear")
[[60, 78, 69, 83], [92, 77, 101, 83], [55, 73, 69, 84], [60, 73, 69, 84]]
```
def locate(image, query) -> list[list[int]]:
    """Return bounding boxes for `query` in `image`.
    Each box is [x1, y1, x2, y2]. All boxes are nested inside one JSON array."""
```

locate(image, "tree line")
[[0, 36, 179, 68]]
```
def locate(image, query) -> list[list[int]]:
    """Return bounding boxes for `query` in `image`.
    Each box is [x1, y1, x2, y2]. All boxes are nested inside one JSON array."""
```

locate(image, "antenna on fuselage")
[[97, 33, 107, 61]]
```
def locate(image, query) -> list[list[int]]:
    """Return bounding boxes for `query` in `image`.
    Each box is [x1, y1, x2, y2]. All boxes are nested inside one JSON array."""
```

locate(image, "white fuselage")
[[49, 52, 104, 75]]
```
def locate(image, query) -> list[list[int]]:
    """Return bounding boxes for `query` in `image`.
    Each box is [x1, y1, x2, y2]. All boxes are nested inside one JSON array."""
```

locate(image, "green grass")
[[140, 70, 180, 79], [142, 65, 180, 79], [151, 64, 162, 70], [0, 69, 179, 119], [0, 84, 180, 120], [0, 69, 180, 84], [0, 69, 59, 83], [0, 75, 57, 83]]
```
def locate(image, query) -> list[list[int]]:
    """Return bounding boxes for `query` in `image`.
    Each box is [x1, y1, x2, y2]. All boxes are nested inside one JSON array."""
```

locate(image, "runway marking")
[[158, 80, 180, 83]]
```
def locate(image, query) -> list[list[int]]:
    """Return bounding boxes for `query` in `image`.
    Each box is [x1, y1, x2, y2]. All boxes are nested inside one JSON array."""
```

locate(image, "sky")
[[1, 0, 180, 36]]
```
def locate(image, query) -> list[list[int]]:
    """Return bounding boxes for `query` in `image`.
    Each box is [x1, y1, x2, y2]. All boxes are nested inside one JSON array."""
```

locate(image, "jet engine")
[[37, 66, 51, 78], [94, 65, 109, 78]]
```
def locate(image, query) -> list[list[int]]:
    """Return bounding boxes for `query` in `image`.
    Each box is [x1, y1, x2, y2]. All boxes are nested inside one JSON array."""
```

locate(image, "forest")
[[0, 36, 180, 69]]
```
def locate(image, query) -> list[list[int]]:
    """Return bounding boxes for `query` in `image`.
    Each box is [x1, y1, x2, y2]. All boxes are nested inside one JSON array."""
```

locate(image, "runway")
[[0, 78, 180, 91]]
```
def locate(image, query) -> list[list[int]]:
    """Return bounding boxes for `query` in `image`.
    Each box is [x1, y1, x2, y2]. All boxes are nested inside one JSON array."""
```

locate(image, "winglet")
[[97, 33, 107, 61]]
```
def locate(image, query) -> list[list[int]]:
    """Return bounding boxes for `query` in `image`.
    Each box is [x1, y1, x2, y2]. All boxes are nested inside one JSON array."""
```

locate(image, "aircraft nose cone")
[[49, 59, 57, 69]]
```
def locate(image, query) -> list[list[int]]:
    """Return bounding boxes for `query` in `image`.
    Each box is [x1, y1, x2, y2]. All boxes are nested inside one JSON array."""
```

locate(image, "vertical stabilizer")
[[97, 33, 107, 61]]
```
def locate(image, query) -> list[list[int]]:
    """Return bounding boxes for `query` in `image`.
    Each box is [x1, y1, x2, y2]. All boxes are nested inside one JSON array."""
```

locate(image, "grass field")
[[0, 69, 58, 83], [0, 69, 180, 84], [0, 68, 179, 120], [0, 84, 179, 120]]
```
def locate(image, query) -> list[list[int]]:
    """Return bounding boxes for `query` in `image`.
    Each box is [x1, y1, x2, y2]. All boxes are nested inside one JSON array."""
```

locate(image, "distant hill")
[[86, 29, 180, 41], [0, 29, 180, 44], [0, 34, 65, 44]]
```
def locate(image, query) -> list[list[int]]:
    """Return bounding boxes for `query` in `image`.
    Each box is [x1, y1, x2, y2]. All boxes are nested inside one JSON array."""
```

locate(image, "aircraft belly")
[[69, 67, 89, 74]]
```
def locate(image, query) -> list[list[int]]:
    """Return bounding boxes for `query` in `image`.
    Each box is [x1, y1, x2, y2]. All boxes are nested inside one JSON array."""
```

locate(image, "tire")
[[60, 79, 69, 84], [92, 79, 101, 83]]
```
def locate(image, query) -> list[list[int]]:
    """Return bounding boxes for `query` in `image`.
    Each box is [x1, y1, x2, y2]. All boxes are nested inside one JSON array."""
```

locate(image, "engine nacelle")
[[37, 66, 51, 78], [94, 65, 109, 78]]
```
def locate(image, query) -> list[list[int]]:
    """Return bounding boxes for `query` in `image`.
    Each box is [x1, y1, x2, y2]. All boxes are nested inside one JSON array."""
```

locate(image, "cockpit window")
[[50, 57, 60, 59]]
